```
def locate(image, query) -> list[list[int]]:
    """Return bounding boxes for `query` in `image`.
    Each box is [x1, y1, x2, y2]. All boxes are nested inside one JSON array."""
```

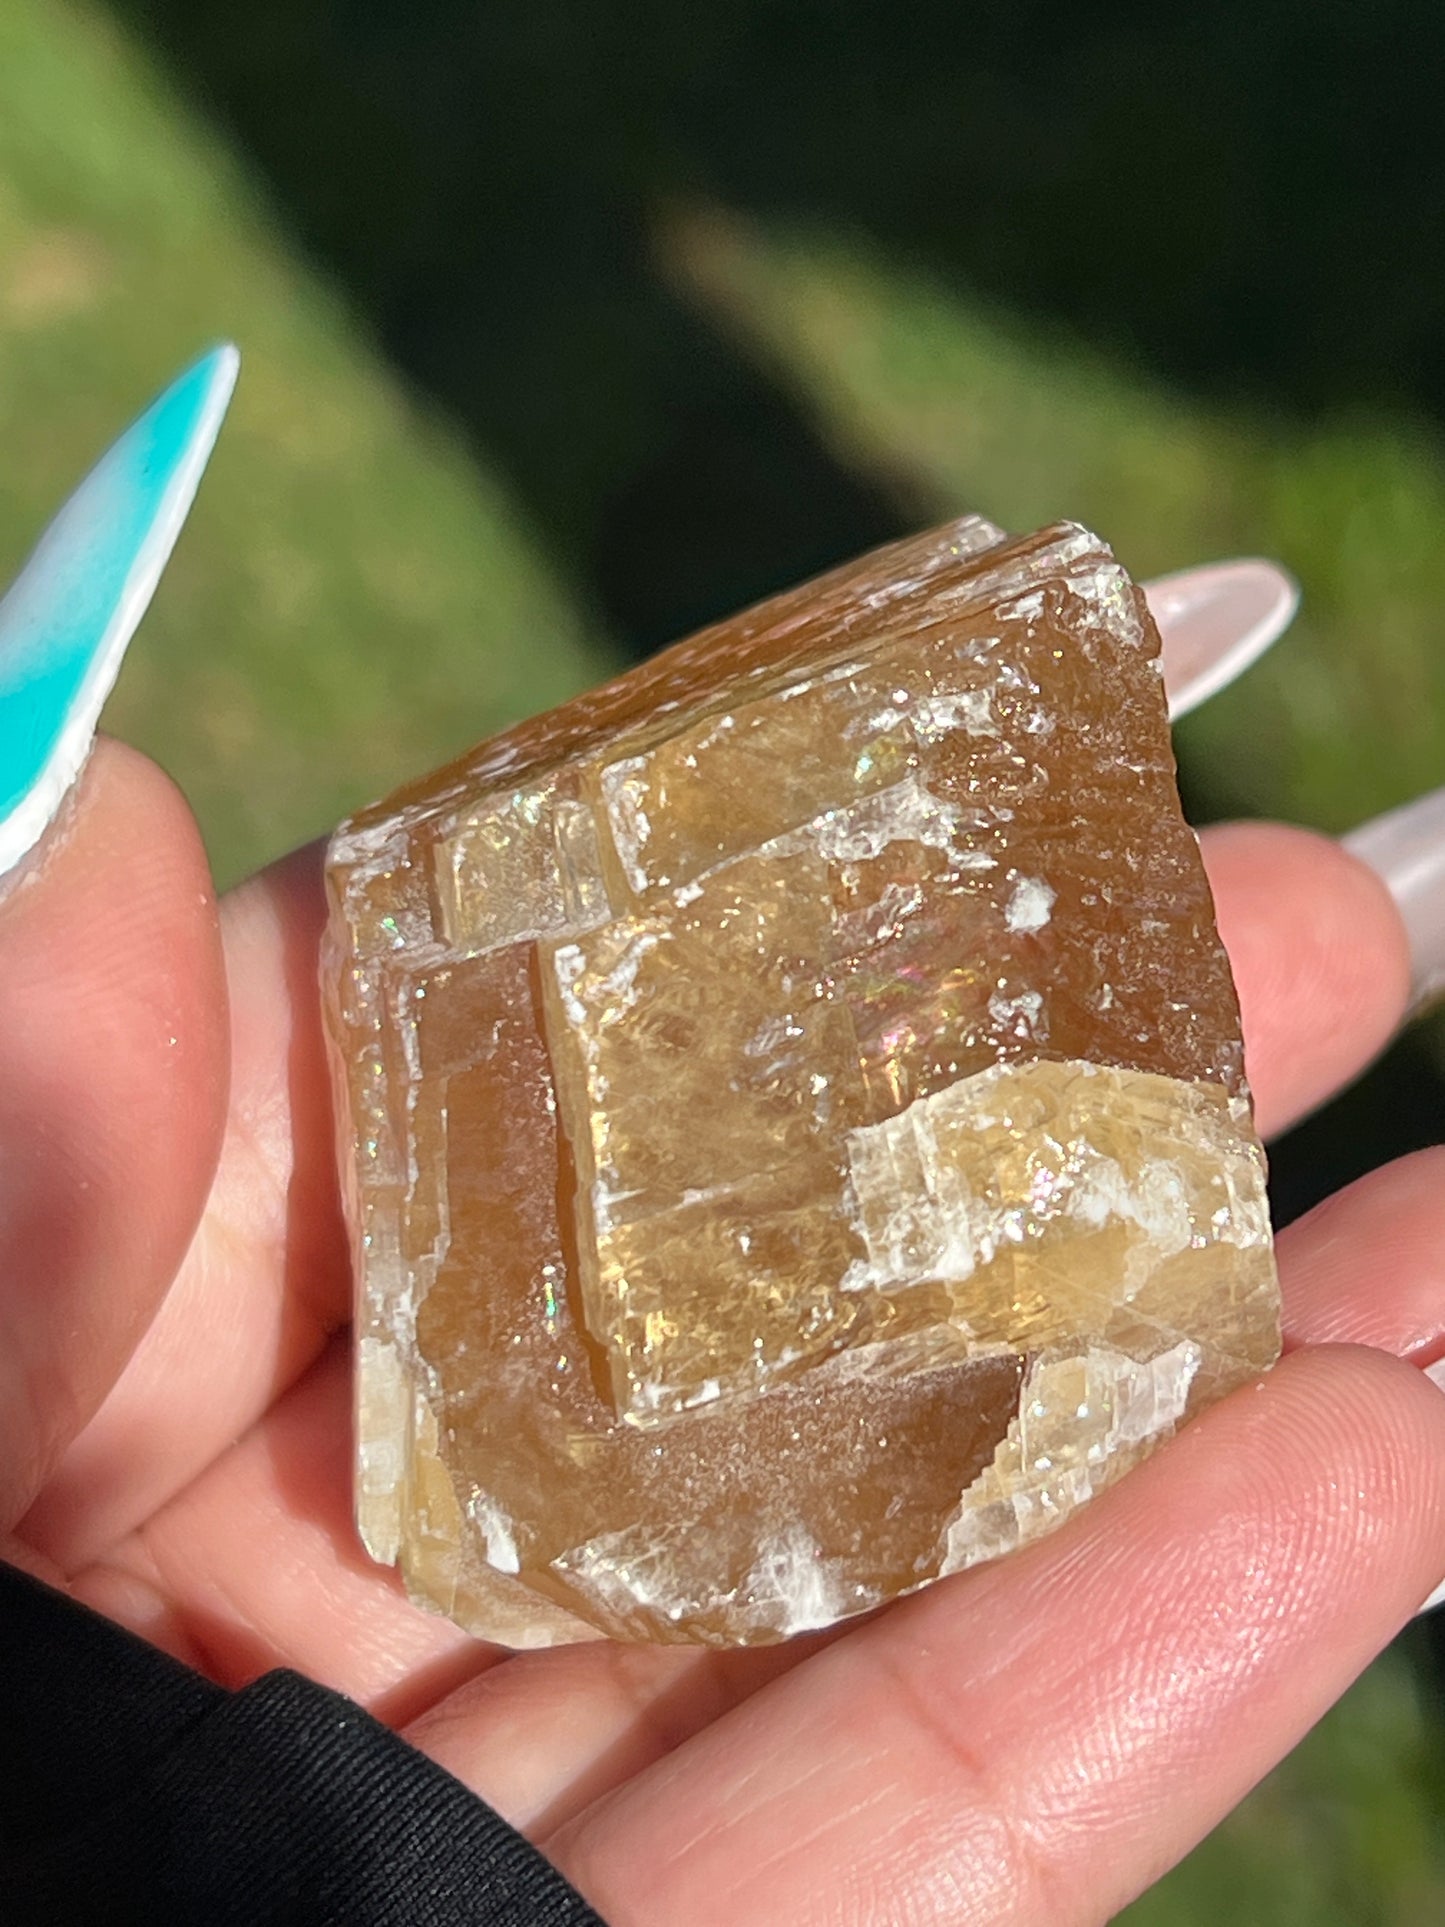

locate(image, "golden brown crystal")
[[323, 517, 1279, 1647]]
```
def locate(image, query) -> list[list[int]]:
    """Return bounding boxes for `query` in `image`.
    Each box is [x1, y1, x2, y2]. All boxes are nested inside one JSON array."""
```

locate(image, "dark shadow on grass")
[[110, 1, 1445, 652]]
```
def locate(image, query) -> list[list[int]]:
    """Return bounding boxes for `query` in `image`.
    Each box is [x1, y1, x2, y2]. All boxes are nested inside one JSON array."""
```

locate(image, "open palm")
[[6, 738, 1444, 1927]]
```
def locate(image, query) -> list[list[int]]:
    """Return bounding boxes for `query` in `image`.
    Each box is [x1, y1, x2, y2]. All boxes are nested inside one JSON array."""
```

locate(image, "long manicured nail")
[[1148, 558, 1299, 721], [1343, 785, 1445, 1016], [0, 346, 239, 880]]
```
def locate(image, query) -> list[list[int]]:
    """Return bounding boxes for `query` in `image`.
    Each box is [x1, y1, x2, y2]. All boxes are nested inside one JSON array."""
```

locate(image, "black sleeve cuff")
[[1, 1563, 605, 1926]]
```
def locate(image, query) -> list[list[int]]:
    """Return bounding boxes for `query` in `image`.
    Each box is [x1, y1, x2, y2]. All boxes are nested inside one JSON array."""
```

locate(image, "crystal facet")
[[323, 517, 1280, 1647]]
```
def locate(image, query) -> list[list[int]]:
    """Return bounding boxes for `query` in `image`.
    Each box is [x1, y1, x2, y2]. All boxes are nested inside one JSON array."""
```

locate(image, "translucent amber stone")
[[323, 517, 1279, 1647]]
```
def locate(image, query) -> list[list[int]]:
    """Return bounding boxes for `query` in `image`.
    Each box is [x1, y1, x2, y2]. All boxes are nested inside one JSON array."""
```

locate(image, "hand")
[[5, 738, 1443, 1927]]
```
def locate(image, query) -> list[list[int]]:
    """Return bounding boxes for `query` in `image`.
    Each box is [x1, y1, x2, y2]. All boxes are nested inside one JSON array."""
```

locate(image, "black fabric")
[[0, 1563, 606, 1925]]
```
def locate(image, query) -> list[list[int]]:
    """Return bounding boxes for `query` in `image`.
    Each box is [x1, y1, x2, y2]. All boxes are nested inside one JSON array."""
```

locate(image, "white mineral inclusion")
[[809, 769, 961, 864], [749, 1528, 847, 1637], [470, 1494, 521, 1575], [1006, 873, 1056, 934]]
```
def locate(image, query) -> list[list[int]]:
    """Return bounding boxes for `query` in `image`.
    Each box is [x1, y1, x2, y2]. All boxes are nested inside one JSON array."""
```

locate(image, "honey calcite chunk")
[[323, 516, 1280, 1647]]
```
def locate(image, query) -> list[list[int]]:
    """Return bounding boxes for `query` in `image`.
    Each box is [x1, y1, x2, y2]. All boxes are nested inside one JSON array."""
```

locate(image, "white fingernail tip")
[[1152, 558, 1300, 721], [0, 345, 240, 879], [1344, 784, 1445, 1013]]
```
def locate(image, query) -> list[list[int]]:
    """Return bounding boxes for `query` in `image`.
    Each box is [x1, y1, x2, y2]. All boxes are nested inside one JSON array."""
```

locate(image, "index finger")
[[0, 741, 227, 1528]]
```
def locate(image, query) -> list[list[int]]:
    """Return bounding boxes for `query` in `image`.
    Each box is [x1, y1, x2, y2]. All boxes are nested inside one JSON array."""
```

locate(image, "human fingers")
[[22, 815, 1418, 1638], [402, 1630, 830, 1841], [1277, 1148, 1445, 1361], [72, 1342, 497, 1728], [22, 842, 346, 1564], [0, 739, 227, 1526], [0, 352, 236, 1527], [1200, 821, 1410, 1138], [387, 1132, 1445, 1840], [545, 1346, 1445, 1927]]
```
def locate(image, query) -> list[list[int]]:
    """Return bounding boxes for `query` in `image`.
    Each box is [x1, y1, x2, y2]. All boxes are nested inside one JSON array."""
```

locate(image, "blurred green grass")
[[2, 5, 1443, 1923], [0, 0, 612, 887], [661, 208, 1445, 836]]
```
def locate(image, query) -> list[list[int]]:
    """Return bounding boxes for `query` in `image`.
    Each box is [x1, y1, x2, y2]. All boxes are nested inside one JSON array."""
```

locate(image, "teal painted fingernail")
[[0, 345, 239, 878]]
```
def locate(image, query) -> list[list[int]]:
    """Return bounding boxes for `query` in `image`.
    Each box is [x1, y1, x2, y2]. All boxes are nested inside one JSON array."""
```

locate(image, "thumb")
[[0, 738, 228, 1525]]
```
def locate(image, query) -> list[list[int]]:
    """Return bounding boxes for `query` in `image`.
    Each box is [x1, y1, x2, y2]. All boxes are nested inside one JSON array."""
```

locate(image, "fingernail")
[[1415, 1358, 1445, 1615], [1147, 558, 1299, 721], [0, 345, 240, 880], [1343, 785, 1445, 1016]]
